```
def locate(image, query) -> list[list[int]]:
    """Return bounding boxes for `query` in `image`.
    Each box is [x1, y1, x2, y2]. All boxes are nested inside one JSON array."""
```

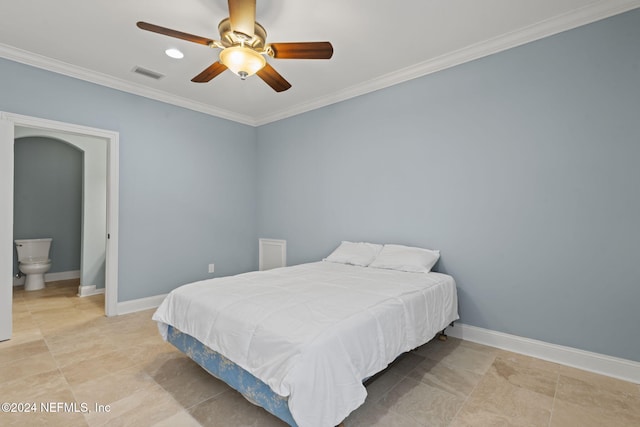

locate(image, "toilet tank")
[[15, 238, 53, 262]]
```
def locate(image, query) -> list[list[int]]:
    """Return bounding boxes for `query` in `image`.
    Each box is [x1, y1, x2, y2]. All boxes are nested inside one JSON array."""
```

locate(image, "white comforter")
[[153, 261, 459, 427]]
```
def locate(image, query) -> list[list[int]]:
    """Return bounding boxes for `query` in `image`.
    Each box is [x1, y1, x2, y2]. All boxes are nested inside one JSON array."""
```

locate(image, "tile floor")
[[1, 279, 639, 426]]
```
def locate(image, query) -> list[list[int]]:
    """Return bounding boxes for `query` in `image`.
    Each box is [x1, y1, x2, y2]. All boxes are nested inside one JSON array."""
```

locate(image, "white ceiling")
[[1, 0, 638, 126]]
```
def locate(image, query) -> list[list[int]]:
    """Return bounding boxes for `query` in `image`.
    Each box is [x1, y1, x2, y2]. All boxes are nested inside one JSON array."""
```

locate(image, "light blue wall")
[[0, 58, 258, 301], [14, 137, 82, 275], [257, 10, 640, 362]]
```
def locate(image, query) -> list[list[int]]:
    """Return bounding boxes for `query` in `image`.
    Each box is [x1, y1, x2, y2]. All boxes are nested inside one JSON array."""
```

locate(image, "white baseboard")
[[46, 270, 81, 282], [77, 285, 105, 297], [447, 323, 640, 385], [117, 294, 167, 315], [13, 270, 81, 286]]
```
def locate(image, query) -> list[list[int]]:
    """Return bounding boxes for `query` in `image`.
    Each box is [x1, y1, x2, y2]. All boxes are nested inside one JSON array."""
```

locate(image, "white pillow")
[[369, 244, 440, 273], [323, 241, 383, 267]]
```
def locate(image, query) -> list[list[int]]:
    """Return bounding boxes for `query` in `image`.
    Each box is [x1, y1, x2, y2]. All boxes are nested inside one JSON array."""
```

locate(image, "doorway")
[[1, 112, 119, 341]]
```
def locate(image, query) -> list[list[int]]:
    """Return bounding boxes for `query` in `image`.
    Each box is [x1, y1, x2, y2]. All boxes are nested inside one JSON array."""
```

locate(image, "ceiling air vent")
[[131, 66, 165, 80]]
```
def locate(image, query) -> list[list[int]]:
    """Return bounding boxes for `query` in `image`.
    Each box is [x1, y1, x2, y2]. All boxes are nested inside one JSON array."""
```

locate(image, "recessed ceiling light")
[[165, 48, 184, 59]]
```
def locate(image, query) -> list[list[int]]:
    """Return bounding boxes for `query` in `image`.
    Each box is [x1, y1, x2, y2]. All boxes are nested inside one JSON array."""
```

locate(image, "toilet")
[[15, 238, 53, 291]]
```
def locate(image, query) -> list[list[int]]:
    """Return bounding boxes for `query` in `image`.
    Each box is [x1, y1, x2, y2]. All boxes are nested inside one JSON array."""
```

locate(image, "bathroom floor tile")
[[24, 297, 76, 313]]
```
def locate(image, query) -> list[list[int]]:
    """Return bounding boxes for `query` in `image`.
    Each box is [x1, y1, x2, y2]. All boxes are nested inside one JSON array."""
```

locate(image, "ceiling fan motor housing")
[[217, 18, 267, 51]]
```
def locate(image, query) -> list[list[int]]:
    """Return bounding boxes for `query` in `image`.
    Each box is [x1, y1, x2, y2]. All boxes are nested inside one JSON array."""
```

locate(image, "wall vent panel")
[[259, 238, 286, 271]]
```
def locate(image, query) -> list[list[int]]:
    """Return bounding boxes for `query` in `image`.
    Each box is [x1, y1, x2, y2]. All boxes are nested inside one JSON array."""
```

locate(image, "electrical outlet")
[[208, 263, 215, 273]]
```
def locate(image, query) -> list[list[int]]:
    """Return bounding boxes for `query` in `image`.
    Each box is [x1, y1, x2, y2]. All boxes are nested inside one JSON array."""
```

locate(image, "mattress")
[[153, 261, 459, 427]]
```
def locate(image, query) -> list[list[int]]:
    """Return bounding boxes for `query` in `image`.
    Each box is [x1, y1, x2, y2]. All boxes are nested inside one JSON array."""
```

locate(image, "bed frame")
[[169, 325, 350, 426], [167, 325, 299, 425], [167, 324, 451, 426]]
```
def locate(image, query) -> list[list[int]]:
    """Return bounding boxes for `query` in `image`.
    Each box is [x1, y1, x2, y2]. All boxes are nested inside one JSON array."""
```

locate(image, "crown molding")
[[0, 44, 257, 126], [1, 0, 638, 127], [253, 0, 640, 126]]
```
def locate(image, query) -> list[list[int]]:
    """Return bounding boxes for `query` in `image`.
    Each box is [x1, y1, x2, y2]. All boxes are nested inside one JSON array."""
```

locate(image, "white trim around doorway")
[[0, 112, 119, 317]]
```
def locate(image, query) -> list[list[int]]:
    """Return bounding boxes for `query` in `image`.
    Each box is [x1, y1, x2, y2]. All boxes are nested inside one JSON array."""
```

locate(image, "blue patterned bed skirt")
[[167, 325, 298, 426]]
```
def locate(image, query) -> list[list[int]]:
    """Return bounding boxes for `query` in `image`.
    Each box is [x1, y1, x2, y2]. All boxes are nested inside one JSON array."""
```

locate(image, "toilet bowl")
[[15, 238, 52, 291]]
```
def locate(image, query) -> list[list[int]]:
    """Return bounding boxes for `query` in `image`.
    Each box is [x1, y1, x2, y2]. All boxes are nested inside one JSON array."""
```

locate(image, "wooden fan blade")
[[191, 62, 228, 83], [269, 42, 333, 59], [256, 63, 291, 92], [137, 22, 215, 46], [228, 0, 256, 37]]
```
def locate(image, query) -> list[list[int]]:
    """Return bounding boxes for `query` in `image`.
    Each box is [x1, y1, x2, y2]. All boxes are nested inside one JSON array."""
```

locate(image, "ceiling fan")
[[137, 0, 333, 92]]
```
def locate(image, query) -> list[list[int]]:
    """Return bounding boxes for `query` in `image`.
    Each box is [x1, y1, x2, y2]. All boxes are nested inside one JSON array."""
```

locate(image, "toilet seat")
[[20, 258, 51, 265]]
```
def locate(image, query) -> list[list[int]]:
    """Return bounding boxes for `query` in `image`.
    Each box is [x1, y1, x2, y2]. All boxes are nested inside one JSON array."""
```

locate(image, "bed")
[[153, 255, 458, 427]]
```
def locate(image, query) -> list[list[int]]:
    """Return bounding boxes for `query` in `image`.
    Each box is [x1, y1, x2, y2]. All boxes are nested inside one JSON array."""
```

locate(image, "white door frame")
[[0, 112, 119, 325]]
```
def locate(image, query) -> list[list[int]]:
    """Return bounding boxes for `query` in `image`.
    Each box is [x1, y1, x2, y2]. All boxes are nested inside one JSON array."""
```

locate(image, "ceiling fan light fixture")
[[219, 46, 266, 80]]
